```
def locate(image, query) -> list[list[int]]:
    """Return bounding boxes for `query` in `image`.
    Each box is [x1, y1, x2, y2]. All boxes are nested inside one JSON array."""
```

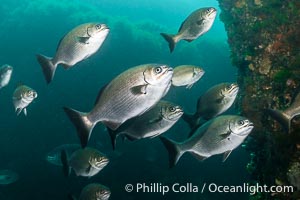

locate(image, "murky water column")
[[217, 0, 300, 199]]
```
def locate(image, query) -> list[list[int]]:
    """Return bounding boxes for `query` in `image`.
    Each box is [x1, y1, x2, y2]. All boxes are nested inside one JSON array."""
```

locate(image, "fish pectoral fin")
[[215, 97, 224, 104], [130, 84, 148, 95], [23, 108, 27, 116], [85, 164, 92, 174], [16, 108, 23, 116], [191, 152, 208, 161], [219, 131, 231, 140], [186, 84, 193, 89], [196, 19, 204, 25], [222, 150, 232, 162], [77, 36, 90, 44], [148, 116, 163, 124]]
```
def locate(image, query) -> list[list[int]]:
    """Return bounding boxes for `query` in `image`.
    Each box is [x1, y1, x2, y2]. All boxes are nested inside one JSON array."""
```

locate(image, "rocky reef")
[[217, 0, 300, 199]]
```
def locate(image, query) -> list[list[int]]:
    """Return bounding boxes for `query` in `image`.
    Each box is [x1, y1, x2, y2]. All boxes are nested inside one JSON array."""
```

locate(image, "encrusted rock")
[[287, 161, 300, 189]]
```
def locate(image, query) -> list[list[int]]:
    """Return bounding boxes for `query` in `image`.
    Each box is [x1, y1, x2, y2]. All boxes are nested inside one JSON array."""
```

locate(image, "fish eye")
[[95, 24, 102, 30], [226, 85, 233, 90], [100, 190, 106, 194], [238, 120, 245, 125], [169, 106, 176, 112], [154, 67, 163, 74]]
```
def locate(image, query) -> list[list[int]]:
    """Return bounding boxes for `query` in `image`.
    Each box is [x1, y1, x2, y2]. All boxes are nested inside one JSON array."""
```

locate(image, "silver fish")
[[64, 64, 173, 147], [0, 169, 19, 185], [182, 83, 239, 132], [70, 183, 111, 200], [46, 144, 81, 166], [36, 22, 109, 83], [0, 64, 13, 89], [160, 115, 254, 167], [266, 92, 300, 133], [108, 100, 183, 149], [61, 147, 109, 178], [172, 65, 204, 89], [12, 85, 37, 116], [161, 7, 217, 52]]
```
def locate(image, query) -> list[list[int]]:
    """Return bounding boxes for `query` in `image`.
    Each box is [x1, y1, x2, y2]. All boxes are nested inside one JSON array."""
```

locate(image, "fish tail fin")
[[265, 108, 292, 133], [107, 127, 118, 150], [63, 107, 95, 147], [36, 54, 57, 84], [61, 150, 71, 177], [160, 33, 176, 53], [159, 136, 185, 168]]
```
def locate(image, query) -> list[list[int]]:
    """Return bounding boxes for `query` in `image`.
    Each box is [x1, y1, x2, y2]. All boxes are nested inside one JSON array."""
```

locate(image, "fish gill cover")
[[0, 0, 253, 200]]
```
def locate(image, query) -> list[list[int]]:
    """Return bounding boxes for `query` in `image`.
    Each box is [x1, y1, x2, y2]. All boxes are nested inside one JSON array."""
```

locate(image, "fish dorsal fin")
[[178, 19, 187, 32], [222, 150, 232, 162], [94, 84, 108, 105], [16, 82, 24, 88], [56, 34, 68, 51], [76, 36, 90, 44], [190, 152, 207, 161], [130, 84, 148, 95]]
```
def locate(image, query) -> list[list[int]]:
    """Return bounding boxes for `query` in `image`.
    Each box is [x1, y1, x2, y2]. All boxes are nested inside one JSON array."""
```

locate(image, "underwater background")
[[0, 0, 251, 199]]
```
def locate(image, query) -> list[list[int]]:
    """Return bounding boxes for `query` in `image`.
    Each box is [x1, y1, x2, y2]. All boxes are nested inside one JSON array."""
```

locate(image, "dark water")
[[0, 0, 250, 199]]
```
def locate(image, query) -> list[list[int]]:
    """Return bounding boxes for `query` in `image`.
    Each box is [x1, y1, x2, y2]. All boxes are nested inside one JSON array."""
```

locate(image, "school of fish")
[[0, 6, 278, 200]]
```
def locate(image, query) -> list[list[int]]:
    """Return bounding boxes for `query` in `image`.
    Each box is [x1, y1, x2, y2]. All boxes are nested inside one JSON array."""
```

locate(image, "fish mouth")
[[229, 121, 254, 136], [99, 24, 110, 31], [32, 92, 38, 98], [94, 158, 109, 169], [168, 109, 184, 120], [229, 84, 239, 95], [207, 8, 217, 18]]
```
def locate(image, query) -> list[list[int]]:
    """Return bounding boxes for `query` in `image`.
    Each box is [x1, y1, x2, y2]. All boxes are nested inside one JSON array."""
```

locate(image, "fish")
[[160, 7, 217, 52], [0, 169, 19, 185], [46, 144, 81, 166], [266, 92, 300, 133], [61, 147, 109, 178], [160, 115, 254, 168], [64, 64, 173, 147], [182, 82, 239, 133], [36, 22, 109, 84], [69, 183, 111, 200], [12, 84, 38, 116], [108, 100, 184, 149], [0, 64, 13, 89], [172, 65, 204, 89]]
